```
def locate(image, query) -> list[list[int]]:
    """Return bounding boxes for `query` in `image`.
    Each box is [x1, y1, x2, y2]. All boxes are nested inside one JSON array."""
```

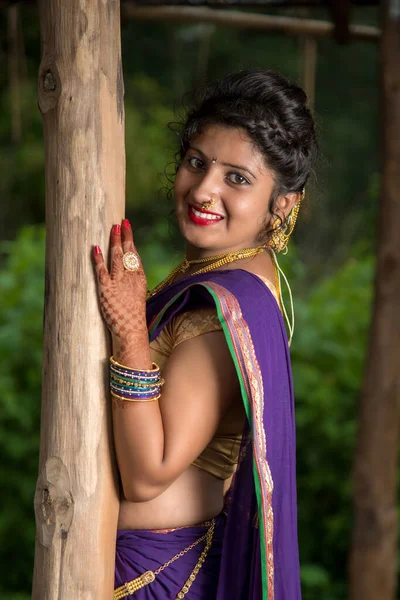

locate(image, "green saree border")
[[202, 285, 269, 600], [148, 283, 272, 600]]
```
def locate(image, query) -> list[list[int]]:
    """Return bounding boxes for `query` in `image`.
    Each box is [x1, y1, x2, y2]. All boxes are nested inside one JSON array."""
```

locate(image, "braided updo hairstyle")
[[175, 69, 318, 240]]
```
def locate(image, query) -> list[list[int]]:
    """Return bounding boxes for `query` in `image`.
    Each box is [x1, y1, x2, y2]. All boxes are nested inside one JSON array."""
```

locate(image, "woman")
[[93, 69, 318, 600]]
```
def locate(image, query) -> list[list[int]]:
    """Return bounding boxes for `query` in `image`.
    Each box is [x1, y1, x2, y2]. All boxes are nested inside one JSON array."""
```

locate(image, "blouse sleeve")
[[150, 306, 222, 370], [171, 307, 222, 348]]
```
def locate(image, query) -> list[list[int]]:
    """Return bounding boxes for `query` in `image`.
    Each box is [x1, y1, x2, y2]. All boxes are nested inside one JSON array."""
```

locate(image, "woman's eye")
[[187, 156, 204, 170], [228, 172, 249, 185]]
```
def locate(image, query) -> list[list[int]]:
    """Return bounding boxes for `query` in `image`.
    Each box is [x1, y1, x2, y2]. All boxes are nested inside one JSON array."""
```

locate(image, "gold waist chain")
[[114, 518, 215, 600]]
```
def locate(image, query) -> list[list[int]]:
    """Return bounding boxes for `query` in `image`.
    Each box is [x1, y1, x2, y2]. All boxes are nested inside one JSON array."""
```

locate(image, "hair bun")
[[180, 68, 318, 196]]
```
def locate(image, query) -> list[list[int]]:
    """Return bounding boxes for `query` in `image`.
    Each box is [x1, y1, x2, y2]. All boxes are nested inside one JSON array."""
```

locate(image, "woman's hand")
[[93, 219, 149, 360]]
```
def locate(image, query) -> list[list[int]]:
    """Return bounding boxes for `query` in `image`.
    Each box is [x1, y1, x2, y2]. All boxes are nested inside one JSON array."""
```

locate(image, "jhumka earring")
[[268, 187, 305, 254]]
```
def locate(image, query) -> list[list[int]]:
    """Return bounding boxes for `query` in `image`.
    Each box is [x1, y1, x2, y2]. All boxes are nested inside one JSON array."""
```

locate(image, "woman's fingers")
[[121, 219, 143, 273], [99, 219, 140, 281], [110, 219, 135, 255], [93, 245, 103, 264], [93, 246, 110, 286], [108, 223, 123, 279], [111, 223, 122, 253], [117, 218, 141, 274], [121, 218, 135, 254]]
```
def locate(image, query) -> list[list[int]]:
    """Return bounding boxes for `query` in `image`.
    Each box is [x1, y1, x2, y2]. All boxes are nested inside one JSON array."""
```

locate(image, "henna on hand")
[[93, 220, 151, 366]]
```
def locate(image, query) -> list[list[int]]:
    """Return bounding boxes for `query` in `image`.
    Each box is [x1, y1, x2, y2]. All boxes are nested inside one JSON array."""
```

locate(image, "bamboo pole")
[[122, 5, 381, 43], [32, 1, 124, 598], [349, 2, 400, 599]]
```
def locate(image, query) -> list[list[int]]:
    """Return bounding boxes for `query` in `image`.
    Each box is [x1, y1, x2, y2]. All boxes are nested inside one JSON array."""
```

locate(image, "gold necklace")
[[146, 245, 266, 300]]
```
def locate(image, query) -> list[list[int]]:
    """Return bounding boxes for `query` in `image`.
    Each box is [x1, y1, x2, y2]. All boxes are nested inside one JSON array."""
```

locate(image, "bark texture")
[[32, 1, 124, 598], [349, 2, 400, 599]]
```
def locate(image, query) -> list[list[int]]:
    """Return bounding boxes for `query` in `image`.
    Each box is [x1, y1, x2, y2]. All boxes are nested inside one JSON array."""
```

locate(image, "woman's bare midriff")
[[117, 466, 230, 530]]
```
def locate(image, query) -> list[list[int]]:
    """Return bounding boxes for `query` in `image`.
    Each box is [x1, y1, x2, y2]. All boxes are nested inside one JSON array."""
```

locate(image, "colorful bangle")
[[110, 381, 161, 397], [109, 358, 161, 381], [110, 356, 160, 374], [110, 372, 159, 386], [110, 373, 165, 388], [110, 366, 160, 383], [110, 390, 161, 403], [109, 357, 162, 403], [110, 382, 160, 395], [110, 373, 163, 387]]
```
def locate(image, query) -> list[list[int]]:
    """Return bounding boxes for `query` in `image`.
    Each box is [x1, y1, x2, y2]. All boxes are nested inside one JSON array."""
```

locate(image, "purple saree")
[[115, 269, 301, 600]]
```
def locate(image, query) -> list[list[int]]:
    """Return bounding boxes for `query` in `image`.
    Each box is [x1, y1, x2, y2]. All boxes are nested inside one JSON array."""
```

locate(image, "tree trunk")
[[32, 1, 124, 598], [349, 2, 400, 600]]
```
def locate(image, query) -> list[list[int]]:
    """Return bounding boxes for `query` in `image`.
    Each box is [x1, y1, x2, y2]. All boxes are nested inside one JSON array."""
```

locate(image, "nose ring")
[[203, 197, 216, 210]]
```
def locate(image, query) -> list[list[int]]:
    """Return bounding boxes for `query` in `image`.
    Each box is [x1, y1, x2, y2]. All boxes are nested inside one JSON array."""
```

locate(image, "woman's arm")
[[112, 329, 239, 502], [94, 220, 240, 502]]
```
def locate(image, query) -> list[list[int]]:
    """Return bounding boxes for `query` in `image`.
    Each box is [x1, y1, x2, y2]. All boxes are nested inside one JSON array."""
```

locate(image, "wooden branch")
[[122, 5, 381, 42], [349, 1, 400, 599], [128, 0, 328, 4], [0, 0, 347, 6], [32, 1, 123, 597], [0, 0, 381, 8]]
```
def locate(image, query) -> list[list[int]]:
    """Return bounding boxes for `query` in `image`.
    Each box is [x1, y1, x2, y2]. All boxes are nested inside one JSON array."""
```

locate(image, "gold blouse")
[[150, 275, 279, 480]]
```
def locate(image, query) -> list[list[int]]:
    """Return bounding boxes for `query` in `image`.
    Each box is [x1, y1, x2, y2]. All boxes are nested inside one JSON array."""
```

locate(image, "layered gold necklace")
[[146, 245, 266, 300], [146, 246, 296, 345]]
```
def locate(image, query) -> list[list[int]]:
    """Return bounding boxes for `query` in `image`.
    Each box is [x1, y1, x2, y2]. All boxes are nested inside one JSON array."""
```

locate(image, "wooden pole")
[[299, 36, 317, 110], [196, 25, 215, 83], [329, 0, 351, 44], [32, 1, 124, 598], [8, 4, 21, 144], [349, 2, 400, 599], [122, 5, 381, 43]]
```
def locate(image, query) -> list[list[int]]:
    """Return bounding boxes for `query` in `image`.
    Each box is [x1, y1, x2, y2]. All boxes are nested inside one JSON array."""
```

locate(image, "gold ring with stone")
[[122, 251, 140, 272]]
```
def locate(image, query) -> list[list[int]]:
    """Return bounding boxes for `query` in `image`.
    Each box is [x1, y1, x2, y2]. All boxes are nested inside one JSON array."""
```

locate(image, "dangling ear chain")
[[270, 249, 295, 346]]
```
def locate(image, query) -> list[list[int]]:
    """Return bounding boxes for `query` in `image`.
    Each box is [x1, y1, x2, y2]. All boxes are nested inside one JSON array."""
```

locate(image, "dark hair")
[[173, 69, 318, 236]]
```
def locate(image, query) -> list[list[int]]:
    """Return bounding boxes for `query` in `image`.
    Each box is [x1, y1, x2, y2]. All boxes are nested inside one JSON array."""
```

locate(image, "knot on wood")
[[34, 457, 74, 548], [43, 70, 57, 92], [38, 59, 61, 114]]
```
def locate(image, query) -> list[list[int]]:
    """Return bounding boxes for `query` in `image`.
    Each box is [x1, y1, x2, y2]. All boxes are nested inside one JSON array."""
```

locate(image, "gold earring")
[[267, 188, 305, 253]]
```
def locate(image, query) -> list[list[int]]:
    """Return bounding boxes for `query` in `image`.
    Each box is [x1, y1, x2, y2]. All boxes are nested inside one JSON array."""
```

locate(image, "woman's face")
[[174, 124, 277, 257]]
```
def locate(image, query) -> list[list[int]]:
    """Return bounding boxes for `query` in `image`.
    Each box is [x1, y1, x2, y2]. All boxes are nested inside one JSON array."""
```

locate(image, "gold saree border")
[[204, 282, 275, 600]]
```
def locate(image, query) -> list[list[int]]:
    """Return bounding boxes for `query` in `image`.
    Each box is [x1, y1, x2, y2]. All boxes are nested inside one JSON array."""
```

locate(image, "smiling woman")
[[175, 125, 279, 255], [93, 69, 318, 600]]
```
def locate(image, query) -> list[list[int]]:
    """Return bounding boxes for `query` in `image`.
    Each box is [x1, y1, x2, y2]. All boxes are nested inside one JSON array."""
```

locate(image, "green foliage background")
[[0, 5, 384, 599]]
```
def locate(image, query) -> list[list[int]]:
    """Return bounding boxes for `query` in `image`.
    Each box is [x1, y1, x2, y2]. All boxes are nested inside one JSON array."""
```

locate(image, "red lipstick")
[[188, 205, 224, 226], [192, 205, 221, 217]]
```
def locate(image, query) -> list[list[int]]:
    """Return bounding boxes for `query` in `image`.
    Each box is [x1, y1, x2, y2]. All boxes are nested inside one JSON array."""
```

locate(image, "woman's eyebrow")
[[188, 146, 257, 180], [223, 162, 257, 180], [189, 145, 206, 158]]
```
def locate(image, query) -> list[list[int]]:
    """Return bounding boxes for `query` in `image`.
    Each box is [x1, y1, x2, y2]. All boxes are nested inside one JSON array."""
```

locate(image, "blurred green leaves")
[[125, 75, 176, 212], [0, 226, 45, 594], [291, 254, 374, 599], [0, 226, 375, 598]]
